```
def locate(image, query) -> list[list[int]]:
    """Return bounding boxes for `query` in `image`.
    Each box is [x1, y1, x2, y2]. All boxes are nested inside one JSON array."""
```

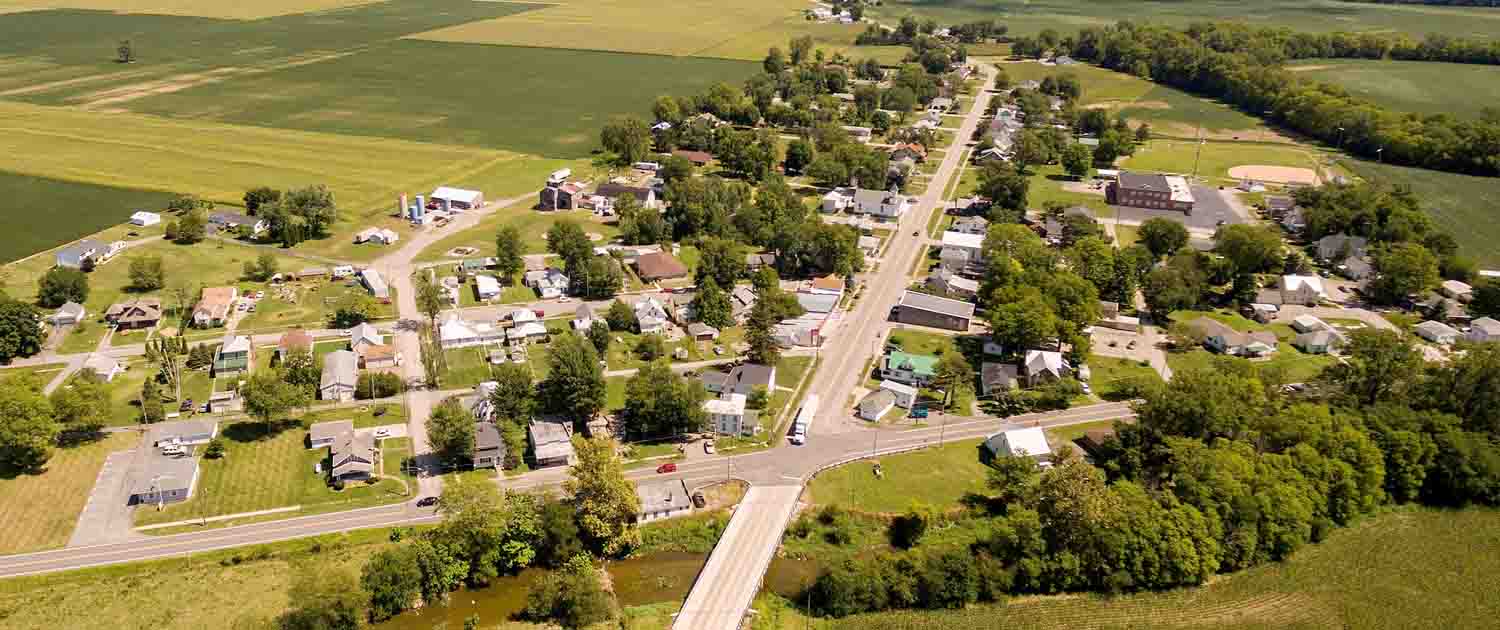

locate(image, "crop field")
[[1289, 59, 1500, 120], [1345, 159, 1500, 267], [0, 0, 381, 19], [871, 0, 1500, 39], [0, 170, 175, 264], [411, 0, 806, 57], [0, 432, 137, 554], [697, 15, 911, 63]]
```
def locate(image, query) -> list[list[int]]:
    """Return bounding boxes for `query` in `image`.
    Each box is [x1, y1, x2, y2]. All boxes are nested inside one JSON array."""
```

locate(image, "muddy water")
[[375, 552, 818, 629]]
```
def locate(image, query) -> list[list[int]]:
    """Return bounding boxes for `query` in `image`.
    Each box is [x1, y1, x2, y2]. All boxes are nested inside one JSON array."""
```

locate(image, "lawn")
[[1044, 418, 1124, 449], [806, 437, 990, 513], [296, 401, 407, 430], [234, 277, 395, 332], [1288, 59, 1500, 120], [0, 0, 382, 19], [767, 507, 1500, 630], [409, 0, 807, 58], [441, 343, 552, 388], [0, 432, 136, 554], [0, 170, 175, 264], [1114, 223, 1139, 248], [1084, 355, 1161, 399], [604, 327, 746, 372], [1121, 138, 1327, 185], [1341, 158, 1500, 267], [133, 419, 409, 526], [416, 199, 621, 262], [1166, 345, 1337, 384]]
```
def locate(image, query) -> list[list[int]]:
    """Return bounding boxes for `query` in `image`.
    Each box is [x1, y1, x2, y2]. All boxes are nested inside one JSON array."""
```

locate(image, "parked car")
[[416, 496, 439, 508], [704, 442, 716, 454], [691, 492, 706, 508], [656, 462, 677, 474], [374, 428, 391, 439]]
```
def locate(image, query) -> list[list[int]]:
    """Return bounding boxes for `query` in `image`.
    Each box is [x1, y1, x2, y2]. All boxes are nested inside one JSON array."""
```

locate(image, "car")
[[1081, 382, 1093, 394], [415, 496, 439, 508], [691, 492, 707, 508], [656, 463, 677, 474], [374, 428, 391, 439], [704, 442, 716, 454], [255, 291, 265, 299], [912, 230, 919, 236], [247, 304, 257, 312], [557, 297, 573, 303]]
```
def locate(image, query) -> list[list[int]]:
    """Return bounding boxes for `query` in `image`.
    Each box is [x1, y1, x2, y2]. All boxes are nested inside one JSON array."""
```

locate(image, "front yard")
[[0, 432, 137, 554]]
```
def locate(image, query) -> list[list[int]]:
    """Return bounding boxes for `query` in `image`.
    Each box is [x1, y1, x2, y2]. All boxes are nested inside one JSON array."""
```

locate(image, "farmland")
[[870, 0, 1500, 39], [1289, 59, 1500, 120], [0, 0, 381, 19], [0, 170, 174, 264], [1344, 158, 1500, 267], [697, 15, 912, 63]]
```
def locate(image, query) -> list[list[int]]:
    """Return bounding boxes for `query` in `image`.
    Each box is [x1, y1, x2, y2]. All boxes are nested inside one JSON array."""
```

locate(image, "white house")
[[1415, 320, 1460, 345], [1440, 280, 1474, 303], [820, 189, 853, 214], [524, 268, 569, 299], [983, 427, 1052, 463], [360, 269, 390, 299], [130, 211, 161, 227], [852, 189, 911, 218], [438, 313, 506, 348], [319, 351, 358, 402], [940, 230, 985, 267], [858, 389, 896, 421], [475, 274, 501, 301], [636, 479, 693, 523], [1468, 317, 1500, 343], [1291, 314, 1331, 334], [1279, 275, 1327, 306], [49, 301, 86, 326], [879, 380, 917, 409], [83, 354, 123, 382], [635, 297, 669, 334], [705, 393, 751, 436]]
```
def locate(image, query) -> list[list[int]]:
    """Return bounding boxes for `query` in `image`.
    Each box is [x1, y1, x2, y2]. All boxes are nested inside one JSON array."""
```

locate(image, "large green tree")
[[565, 437, 642, 556], [1137, 217, 1188, 259], [691, 277, 733, 329], [541, 332, 606, 424], [600, 117, 653, 164], [0, 376, 58, 471], [0, 295, 44, 363], [428, 396, 477, 467], [37, 267, 88, 309], [621, 360, 707, 439], [495, 225, 524, 283]]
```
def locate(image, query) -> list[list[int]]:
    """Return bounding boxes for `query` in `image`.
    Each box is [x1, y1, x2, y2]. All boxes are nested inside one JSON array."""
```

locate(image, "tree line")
[[1062, 21, 1500, 176]]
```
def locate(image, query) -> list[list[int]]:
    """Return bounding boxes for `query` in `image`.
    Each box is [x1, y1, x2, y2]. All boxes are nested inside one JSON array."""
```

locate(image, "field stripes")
[[0, 0, 385, 20]]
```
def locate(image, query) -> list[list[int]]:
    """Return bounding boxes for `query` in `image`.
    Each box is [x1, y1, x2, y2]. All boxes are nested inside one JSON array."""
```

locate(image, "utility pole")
[[1191, 113, 1205, 181]]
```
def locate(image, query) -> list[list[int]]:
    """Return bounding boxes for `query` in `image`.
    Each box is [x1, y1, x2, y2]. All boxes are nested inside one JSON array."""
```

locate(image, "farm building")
[[354, 227, 399, 245], [430, 187, 484, 211], [360, 269, 390, 299], [130, 211, 161, 227]]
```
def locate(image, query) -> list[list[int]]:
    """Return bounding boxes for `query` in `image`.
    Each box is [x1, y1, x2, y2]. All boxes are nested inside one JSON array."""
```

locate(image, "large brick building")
[[1108, 172, 1195, 214]]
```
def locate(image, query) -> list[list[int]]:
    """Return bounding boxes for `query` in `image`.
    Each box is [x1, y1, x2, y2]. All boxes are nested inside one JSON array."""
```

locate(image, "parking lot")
[[69, 449, 142, 547], [1109, 186, 1243, 231]]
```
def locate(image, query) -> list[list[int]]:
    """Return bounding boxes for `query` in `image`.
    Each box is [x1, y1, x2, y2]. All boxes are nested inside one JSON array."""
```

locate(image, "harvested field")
[[0, 0, 382, 20], [1228, 164, 1319, 186]]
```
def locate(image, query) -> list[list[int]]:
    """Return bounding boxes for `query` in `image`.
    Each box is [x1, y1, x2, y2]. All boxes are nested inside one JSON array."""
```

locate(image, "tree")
[[242, 253, 279, 282], [933, 351, 973, 409], [575, 256, 623, 300], [633, 334, 666, 362], [586, 320, 611, 357], [785, 138, 815, 174], [1470, 280, 1500, 319], [1137, 218, 1189, 259], [987, 286, 1059, 352], [1142, 264, 1204, 316], [605, 300, 636, 332], [882, 86, 917, 117], [1010, 130, 1049, 174], [428, 397, 477, 467], [545, 220, 593, 275], [520, 554, 615, 629], [330, 291, 379, 328], [694, 236, 745, 289], [240, 371, 309, 435], [362, 546, 423, 622], [0, 295, 44, 363], [0, 377, 58, 471], [691, 277, 733, 328], [414, 273, 444, 328], [616, 196, 669, 245], [1322, 329, 1424, 407], [621, 360, 707, 439], [128, 255, 166, 291], [172, 207, 207, 244], [1060, 142, 1093, 179], [37, 267, 87, 309], [50, 379, 108, 435], [763, 46, 786, 73], [140, 377, 164, 424], [657, 155, 694, 185], [566, 437, 642, 556], [278, 568, 362, 630], [600, 117, 653, 164], [1371, 242, 1440, 305], [1213, 224, 1283, 273], [541, 332, 606, 425], [789, 35, 814, 65], [281, 346, 320, 389], [243, 186, 281, 213], [495, 225, 524, 283], [976, 161, 1029, 212], [355, 372, 403, 399]]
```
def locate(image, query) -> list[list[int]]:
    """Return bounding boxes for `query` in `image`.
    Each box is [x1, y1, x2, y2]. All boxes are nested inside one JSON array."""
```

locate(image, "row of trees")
[[1181, 21, 1500, 67], [1066, 21, 1500, 176]]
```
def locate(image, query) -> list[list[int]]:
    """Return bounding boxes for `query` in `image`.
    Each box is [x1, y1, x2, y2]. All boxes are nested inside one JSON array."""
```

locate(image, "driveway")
[[1273, 304, 1397, 332], [360, 423, 409, 440], [68, 449, 143, 547]]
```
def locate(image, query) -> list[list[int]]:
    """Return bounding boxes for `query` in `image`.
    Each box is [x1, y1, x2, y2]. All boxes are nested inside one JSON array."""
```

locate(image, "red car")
[[656, 463, 677, 474]]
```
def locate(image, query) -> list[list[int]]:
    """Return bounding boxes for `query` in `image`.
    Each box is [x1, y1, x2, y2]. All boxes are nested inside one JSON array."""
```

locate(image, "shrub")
[[203, 438, 226, 459]]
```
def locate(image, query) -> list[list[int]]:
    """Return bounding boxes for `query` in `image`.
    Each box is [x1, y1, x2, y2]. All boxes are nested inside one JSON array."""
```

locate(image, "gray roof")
[[529, 421, 574, 462], [1266, 196, 1295, 211], [148, 419, 218, 446], [898, 290, 975, 319], [1471, 317, 1500, 334], [636, 479, 691, 514], [310, 420, 353, 444], [209, 211, 257, 226], [56, 301, 85, 317], [700, 371, 729, 389], [1415, 320, 1459, 336], [796, 292, 840, 314], [321, 350, 358, 390], [725, 363, 775, 394], [1316, 233, 1368, 260], [475, 421, 503, 451], [57, 240, 105, 261], [1295, 330, 1343, 348], [331, 430, 376, 477], [853, 188, 898, 206], [859, 389, 896, 416], [130, 454, 199, 496], [981, 362, 1019, 394], [687, 322, 719, 337], [1117, 172, 1171, 192]]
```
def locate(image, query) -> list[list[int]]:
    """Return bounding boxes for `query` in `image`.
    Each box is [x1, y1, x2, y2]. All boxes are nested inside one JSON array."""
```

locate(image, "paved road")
[[672, 486, 802, 630]]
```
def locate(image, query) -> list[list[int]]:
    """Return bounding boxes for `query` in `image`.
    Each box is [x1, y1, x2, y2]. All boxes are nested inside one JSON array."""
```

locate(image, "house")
[[1259, 275, 1327, 307], [635, 252, 688, 282], [730, 286, 756, 322], [48, 301, 86, 326], [1291, 314, 1331, 334], [130, 211, 161, 227], [821, 189, 853, 213], [1191, 317, 1278, 357], [1022, 350, 1070, 387], [699, 370, 730, 394], [208, 211, 267, 235], [475, 274, 501, 301], [572, 303, 603, 331], [1468, 317, 1500, 343], [354, 227, 400, 245], [983, 427, 1052, 463], [673, 150, 712, 166], [705, 393, 752, 435], [858, 389, 896, 421], [105, 298, 162, 330], [1440, 280, 1474, 303], [332, 265, 355, 279], [127, 450, 201, 506], [634, 297, 670, 334], [54, 239, 114, 269], [539, 181, 586, 210], [192, 286, 237, 327], [1315, 233, 1368, 261], [430, 186, 484, 211], [973, 147, 1008, 163], [506, 311, 548, 345], [1265, 196, 1296, 217], [636, 479, 693, 523], [152, 419, 219, 448], [1107, 172, 1195, 214], [1245, 302, 1280, 323], [927, 269, 979, 299], [83, 354, 123, 382], [529, 420, 575, 468], [277, 328, 313, 360], [474, 422, 504, 469], [723, 363, 777, 397], [808, 274, 845, 295], [882, 350, 938, 386], [746, 252, 777, 271], [687, 322, 719, 341], [1096, 301, 1141, 333], [928, 97, 955, 112], [1280, 207, 1306, 234], [1076, 427, 1118, 459], [308, 420, 353, 449], [213, 335, 252, 374], [852, 188, 911, 219], [596, 183, 658, 209], [330, 431, 377, 480], [888, 143, 928, 163], [1415, 320, 1460, 345], [842, 125, 873, 143], [320, 350, 359, 402], [793, 289, 836, 312], [939, 230, 985, 272], [1294, 330, 1344, 354], [951, 215, 989, 236], [524, 267, 570, 299], [879, 380, 917, 408], [892, 291, 975, 331], [981, 362, 1019, 397], [349, 323, 383, 353], [361, 344, 401, 370], [360, 269, 390, 299], [438, 313, 506, 348]]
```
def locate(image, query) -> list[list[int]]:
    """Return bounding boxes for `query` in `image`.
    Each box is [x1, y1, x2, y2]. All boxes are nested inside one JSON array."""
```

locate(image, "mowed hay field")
[[870, 0, 1500, 39], [1288, 59, 1500, 120], [0, 171, 175, 263], [0, 0, 382, 19], [411, 0, 807, 57], [1345, 159, 1500, 267], [0, 432, 136, 554]]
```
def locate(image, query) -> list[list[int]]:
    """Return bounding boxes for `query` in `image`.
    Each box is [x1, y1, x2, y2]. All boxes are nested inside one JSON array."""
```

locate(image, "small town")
[[0, 1, 1497, 629]]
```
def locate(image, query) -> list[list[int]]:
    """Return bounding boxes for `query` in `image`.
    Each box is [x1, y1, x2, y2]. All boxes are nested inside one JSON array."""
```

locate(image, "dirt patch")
[[0, 66, 165, 98], [73, 49, 362, 109], [586, 231, 604, 242], [1229, 164, 1319, 186], [1085, 99, 1170, 111], [1287, 64, 1333, 73]]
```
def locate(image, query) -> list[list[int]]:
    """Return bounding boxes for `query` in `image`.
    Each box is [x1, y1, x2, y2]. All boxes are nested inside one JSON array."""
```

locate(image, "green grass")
[[1121, 138, 1326, 185], [0, 170, 175, 264], [1166, 345, 1337, 384], [1341, 158, 1500, 267], [441, 343, 551, 388], [1114, 223, 1139, 248], [296, 402, 407, 430], [697, 15, 912, 63], [1084, 355, 1161, 399], [133, 419, 409, 525], [771, 507, 1500, 630], [0, 0, 390, 20], [806, 438, 989, 513], [1043, 418, 1123, 450], [1288, 59, 1500, 120], [417, 198, 619, 262], [0, 432, 137, 554]]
